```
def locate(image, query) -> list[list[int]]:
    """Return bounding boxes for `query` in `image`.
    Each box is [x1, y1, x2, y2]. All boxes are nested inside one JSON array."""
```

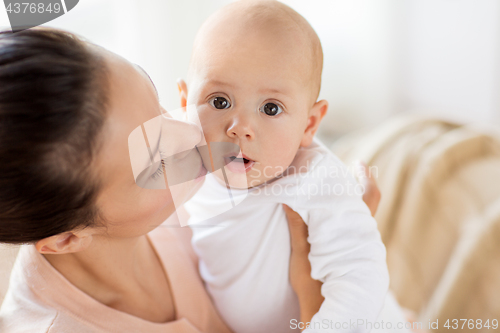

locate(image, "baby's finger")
[[354, 160, 381, 217], [353, 160, 369, 181]]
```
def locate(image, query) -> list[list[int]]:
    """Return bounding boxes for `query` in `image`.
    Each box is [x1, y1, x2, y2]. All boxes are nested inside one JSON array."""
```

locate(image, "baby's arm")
[[286, 158, 389, 332]]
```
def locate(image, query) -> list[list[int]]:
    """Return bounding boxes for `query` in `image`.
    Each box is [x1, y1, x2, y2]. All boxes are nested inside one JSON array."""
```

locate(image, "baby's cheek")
[[271, 132, 299, 158], [266, 141, 298, 171], [198, 111, 220, 141]]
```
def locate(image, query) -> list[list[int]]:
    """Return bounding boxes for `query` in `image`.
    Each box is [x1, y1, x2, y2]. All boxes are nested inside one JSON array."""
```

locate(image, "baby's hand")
[[354, 160, 381, 216]]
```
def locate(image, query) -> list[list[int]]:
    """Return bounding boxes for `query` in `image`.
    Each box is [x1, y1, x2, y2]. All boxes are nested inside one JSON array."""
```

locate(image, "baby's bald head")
[[189, 0, 323, 103]]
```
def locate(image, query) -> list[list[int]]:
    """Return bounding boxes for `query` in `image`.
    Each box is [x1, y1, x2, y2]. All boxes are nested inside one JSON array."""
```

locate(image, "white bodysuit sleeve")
[[278, 155, 389, 333]]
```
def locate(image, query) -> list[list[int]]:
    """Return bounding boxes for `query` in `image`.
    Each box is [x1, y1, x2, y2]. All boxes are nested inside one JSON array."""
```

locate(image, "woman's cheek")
[[128, 188, 172, 221]]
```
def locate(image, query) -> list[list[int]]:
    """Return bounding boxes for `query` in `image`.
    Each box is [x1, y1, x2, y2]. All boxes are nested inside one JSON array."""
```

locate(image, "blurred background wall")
[[1, 0, 499, 144]]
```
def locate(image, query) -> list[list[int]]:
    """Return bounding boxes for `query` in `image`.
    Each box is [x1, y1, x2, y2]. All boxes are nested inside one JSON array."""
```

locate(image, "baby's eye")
[[260, 102, 283, 116], [210, 96, 231, 110]]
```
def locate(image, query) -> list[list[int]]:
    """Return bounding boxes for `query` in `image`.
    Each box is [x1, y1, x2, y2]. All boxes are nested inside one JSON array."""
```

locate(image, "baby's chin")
[[209, 168, 250, 190], [245, 167, 289, 189], [247, 175, 271, 189], [210, 166, 284, 190]]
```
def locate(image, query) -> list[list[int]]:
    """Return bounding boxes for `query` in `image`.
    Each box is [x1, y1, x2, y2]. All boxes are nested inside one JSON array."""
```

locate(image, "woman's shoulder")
[[0, 244, 224, 333], [1, 297, 103, 333], [0, 284, 58, 333], [0, 246, 94, 333], [0, 246, 107, 333]]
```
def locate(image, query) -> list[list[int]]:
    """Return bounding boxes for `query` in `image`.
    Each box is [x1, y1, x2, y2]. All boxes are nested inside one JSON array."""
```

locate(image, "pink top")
[[0, 227, 232, 333]]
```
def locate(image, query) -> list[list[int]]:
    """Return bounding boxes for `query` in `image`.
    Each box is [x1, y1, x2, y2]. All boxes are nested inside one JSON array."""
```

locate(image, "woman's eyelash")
[[151, 159, 165, 180], [151, 149, 168, 180], [151, 161, 162, 179]]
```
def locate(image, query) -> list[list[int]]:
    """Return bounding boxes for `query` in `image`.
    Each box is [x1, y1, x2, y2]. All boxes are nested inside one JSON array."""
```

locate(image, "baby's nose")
[[226, 112, 255, 140]]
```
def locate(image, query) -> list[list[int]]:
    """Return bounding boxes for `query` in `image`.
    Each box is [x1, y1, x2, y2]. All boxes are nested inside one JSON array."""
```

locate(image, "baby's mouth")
[[231, 156, 250, 164], [224, 153, 255, 173]]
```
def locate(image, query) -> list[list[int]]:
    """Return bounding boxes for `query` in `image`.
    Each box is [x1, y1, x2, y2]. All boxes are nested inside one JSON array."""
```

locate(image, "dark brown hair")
[[0, 28, 109, 244]]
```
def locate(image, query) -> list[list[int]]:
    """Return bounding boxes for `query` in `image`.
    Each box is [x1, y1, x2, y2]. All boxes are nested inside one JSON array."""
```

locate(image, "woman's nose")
[[159, 117, 203, 158], [226, 111, 255, 140]]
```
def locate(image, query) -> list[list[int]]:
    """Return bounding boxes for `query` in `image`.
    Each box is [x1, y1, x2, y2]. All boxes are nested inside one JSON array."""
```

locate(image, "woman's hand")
[[286, 161, 381, 327], [284, 204, 324, 325]]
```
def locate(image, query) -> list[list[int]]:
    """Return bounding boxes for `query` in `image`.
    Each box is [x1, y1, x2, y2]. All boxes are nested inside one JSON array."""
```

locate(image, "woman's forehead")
[[104, 53, 161, 132], [94, 51, 161, 184]]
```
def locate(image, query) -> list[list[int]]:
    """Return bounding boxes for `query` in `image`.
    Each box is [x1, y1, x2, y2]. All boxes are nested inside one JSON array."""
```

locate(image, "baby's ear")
[[177, 79, 188, 109], [300, 100, 328, 147]]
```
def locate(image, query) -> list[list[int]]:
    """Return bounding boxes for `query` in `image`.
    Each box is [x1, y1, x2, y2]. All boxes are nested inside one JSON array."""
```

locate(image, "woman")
[[0, 28, 381, 332]]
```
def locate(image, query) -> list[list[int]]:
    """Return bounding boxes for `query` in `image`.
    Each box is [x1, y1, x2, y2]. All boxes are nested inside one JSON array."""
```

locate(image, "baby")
[[179, 1, 400, 332]]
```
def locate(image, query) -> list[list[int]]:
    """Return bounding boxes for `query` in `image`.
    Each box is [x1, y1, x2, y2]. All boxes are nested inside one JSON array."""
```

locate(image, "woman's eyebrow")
[[135, 64, 159, 99]]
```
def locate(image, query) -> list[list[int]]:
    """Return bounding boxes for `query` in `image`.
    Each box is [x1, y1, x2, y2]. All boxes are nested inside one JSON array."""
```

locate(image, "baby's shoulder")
[[264, 138, 364, 215]]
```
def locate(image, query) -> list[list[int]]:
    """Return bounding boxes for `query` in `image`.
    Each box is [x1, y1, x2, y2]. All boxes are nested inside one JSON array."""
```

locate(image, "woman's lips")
[[195, 164, 207, 182]]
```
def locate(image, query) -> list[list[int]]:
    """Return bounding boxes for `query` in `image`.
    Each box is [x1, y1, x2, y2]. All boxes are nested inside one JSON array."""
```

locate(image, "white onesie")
[[185, 139, 391, 333]]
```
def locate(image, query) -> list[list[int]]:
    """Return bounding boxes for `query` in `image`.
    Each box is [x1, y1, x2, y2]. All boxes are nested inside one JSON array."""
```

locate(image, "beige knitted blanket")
[[332, 114, 500, 331]]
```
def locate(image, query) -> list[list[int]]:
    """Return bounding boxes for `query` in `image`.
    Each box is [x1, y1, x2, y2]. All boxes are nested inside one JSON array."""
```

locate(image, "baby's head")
[[179, 0, 327, 188]]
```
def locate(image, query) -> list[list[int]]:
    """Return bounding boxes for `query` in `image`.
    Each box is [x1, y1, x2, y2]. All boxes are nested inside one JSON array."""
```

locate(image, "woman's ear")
[[300, 99, 328, 147], [35, 230, 94, 254], [177, 79, 188, 109]]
